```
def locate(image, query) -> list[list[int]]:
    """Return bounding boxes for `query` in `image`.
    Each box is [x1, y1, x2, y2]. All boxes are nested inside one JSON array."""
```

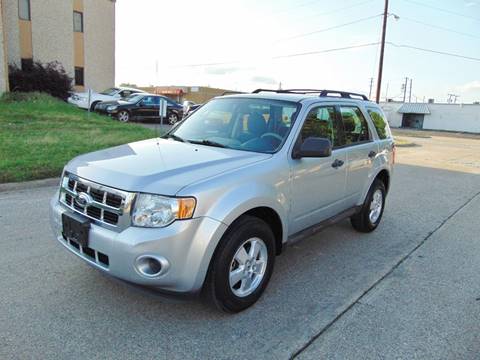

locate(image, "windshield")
[[123, 94, 145, 103], [170, 98, 300, 153], [99, 88, 119, 96]]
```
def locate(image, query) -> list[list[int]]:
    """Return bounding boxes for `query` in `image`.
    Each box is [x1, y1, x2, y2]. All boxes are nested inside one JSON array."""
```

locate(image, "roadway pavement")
[[0, 132, 479, 359]]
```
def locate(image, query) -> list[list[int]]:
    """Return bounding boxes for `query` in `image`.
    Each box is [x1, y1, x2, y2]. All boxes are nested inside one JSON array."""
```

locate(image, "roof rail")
[[252, 88, 369, 100], [221, 90, 246, 96], [318, 90, 369, 101], [252, 89, 281, 94]]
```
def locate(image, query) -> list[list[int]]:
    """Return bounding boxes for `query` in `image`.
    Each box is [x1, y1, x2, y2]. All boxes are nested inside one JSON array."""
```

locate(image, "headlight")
[[132, 194, 196, 228], [106, 105, 117, 112]]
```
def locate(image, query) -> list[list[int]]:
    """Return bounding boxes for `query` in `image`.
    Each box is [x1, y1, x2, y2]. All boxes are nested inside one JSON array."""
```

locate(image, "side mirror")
[[292, 137, 332, 159], [138, 101, 145, 107]]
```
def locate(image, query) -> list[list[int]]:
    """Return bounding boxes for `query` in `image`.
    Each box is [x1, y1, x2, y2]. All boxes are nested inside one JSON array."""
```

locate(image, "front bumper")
[[94, 108, 117, 116], [49, 195, 227, 293]]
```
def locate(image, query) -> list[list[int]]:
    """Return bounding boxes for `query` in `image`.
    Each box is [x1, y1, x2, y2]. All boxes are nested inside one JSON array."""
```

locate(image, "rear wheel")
[[351, 179, 386, 232], [117, 110, 130, 122], [204, 215, 275, 313], [168, 112, 179, 125]]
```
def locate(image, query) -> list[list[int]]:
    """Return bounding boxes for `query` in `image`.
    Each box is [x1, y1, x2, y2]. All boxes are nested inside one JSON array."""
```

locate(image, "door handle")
[[368, 151, 377, 158], [331, 159, 344, 168]]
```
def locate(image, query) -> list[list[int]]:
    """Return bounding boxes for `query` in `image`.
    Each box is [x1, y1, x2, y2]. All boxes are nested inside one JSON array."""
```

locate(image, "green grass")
[[0, 92, 156, 183]]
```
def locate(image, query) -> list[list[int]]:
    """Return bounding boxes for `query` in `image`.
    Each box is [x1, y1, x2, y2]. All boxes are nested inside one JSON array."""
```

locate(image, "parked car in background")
[[68, 87, 146, 111], [183, 102, 202, 118], [94, 93, 183, 123]]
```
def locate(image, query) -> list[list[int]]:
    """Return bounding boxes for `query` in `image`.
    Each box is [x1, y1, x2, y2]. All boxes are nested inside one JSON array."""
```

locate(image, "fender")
[[357, 152, 392, 206], [198, 181, 289, 244], [187, 182, 289, 291]]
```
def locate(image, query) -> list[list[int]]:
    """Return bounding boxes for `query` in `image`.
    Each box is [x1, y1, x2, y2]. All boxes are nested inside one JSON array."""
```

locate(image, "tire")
[[117, 110, 130, 123], [350, 179, 386, 233], [204, 215, 276, 313], [89, 101, 100, 112], [168, 112, 179, 125]]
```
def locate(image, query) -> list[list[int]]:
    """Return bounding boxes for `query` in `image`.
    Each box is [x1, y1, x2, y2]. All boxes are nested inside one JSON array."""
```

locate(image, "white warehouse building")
[[380, 101, 480, 134]]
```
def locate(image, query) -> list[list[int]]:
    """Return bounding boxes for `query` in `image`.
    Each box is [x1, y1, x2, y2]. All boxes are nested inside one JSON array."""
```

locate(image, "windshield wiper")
[[189, 139, 227, 148], [164, 134, 188, 143]]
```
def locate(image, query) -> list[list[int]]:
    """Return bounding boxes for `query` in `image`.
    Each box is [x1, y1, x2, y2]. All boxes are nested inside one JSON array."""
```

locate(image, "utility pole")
[[408, 78, 413, 103], [375, 0, 389, 104], [402, 77, 409, 103]]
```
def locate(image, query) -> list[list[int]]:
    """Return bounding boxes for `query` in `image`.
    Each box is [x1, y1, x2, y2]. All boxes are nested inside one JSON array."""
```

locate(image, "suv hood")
[[65, 138, 271, 195]]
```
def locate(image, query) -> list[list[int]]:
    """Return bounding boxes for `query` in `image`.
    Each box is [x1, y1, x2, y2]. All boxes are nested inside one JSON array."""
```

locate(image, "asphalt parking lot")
[[1, 131, 479, 359]]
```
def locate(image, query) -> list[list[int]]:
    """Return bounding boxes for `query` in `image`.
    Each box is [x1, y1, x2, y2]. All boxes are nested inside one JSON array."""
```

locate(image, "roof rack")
[[252, 88, 369, 101]]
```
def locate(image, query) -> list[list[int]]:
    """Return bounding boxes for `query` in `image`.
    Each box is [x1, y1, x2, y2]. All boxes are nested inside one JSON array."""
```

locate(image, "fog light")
[[135, 255, 169, 277]]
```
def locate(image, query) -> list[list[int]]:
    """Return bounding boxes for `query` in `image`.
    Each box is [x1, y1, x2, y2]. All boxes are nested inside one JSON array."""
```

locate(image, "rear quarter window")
[[367, 108, 392, 140]]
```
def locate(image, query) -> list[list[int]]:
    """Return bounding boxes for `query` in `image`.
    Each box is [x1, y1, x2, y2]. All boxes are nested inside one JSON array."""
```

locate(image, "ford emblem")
[[75, 192, 93, 207]]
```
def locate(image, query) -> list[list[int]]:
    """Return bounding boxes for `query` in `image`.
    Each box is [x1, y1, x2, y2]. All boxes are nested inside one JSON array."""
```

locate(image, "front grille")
[[59, 173, 135, 230], [62, 233, 110, 268]]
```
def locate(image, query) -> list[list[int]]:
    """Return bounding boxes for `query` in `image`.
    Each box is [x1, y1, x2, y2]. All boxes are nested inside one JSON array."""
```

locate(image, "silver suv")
[[50, 89, 395, 312]]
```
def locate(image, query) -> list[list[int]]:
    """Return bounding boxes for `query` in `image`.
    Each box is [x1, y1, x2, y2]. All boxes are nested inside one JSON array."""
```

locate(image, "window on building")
[[300, 106, 343, 148], [367, 108, 391, 140], [21, 58, 33, 71], [19, 0, 31, 20], [340, 106, 371, 145], [75, 67, 84, 86], [73, 11, 83, 32]]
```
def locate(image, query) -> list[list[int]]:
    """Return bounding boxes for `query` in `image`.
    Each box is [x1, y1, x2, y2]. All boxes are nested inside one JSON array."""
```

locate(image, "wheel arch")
[[89, 100, 101, 111], [358, 167, 391, 206], [375, 169, 390, 193], [242, 207, 284, 255]]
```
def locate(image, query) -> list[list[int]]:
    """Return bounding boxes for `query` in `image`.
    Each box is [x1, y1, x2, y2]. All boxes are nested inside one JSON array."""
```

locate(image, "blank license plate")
[[62, 213, 90, 247]]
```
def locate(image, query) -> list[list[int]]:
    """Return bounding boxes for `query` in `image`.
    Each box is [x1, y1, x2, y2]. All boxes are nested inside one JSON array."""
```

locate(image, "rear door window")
[[300, 106, 343, 148], [367, 108, 391, 139], [339, 106, 370, 145]]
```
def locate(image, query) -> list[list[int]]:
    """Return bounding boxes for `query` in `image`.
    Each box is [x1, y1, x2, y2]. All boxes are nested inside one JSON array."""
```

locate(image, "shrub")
[[8, 61, 73, 101]]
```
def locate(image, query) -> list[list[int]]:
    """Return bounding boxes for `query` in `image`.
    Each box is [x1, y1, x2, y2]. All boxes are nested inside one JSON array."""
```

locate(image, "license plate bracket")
[[62, 212, 90, 247]]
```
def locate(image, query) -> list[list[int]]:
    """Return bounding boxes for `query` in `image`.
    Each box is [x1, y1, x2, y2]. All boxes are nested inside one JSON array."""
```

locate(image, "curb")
[[0, 177, 60, 193]]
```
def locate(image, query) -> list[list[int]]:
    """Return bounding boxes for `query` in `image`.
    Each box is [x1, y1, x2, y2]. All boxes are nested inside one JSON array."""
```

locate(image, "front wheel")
[[204, 215, 275, 313], [117, 110, 130, 122], [350, 179, 386, 232]]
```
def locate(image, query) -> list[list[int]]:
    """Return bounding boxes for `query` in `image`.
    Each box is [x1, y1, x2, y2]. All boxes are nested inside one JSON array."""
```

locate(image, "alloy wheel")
[[118, 111, 129, 122], [229, 237, 268, 297], [369, 189, 383, 223], [168, 113, 178, 125]]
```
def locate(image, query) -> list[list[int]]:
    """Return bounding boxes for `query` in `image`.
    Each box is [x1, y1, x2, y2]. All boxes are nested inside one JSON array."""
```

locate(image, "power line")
[[273, 42, 380, 59], [173, 42, 381, 67], [402, 0, 480, 22], [279, 14, 382, 41], [175, 41, 480, 69], [387, 42, 480, 62], [401, 16, 480, 39]]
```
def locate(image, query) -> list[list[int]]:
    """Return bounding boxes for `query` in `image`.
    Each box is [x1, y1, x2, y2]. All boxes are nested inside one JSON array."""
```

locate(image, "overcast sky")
[[115, 0, 480, 103]]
